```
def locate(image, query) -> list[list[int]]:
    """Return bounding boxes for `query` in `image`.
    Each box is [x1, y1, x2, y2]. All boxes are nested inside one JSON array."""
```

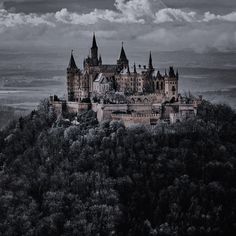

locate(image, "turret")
[[91, 33, 98, 66], [117, 42, 129, 70], [67, 50, 79, 101], [98, 54, 102, 66]]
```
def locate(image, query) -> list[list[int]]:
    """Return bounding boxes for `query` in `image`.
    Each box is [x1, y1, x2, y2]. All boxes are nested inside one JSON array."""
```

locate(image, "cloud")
[[0, 0, 236, 53], [1, 0, 236, 28], [153, 8, 197, 23], [54, 0, 160, 24], [153, 8, 236, 24], [203, 11, 236, 22], [53, 1, 236, 25], [0, 9, 54, 29]]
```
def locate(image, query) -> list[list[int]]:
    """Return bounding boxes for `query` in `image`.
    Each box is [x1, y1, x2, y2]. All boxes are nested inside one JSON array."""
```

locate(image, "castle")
[[50, 33, 201, 126]]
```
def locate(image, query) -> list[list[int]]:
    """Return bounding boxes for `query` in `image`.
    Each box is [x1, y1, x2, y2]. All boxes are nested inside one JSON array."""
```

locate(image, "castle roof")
[[169, 66, 176, 77], [94, 73, 110, 84], [152, 70, 163, 79], [68, 51, 78, 69], [118, 42, 128, 62]]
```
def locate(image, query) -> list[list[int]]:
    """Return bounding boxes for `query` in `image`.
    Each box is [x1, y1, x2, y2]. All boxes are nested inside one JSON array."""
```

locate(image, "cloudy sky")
[[0, 0, 236, 56]]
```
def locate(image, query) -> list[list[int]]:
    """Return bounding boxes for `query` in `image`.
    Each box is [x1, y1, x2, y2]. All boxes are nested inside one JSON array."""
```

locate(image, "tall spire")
[[148, 51, 153, 70], [134, 62, 137, 73], [92, 32, 98, 49], [68, 50, 78, 69], [91, 32, 98, 66]]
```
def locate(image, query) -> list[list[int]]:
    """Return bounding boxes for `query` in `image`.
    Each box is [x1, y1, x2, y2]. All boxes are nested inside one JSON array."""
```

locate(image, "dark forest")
[[0, 100, 235, 236]]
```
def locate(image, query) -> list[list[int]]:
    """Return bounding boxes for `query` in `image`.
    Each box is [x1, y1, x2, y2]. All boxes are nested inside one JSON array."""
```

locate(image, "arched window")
[[160, 82, 163, 90], [130, 98, 135, 104]]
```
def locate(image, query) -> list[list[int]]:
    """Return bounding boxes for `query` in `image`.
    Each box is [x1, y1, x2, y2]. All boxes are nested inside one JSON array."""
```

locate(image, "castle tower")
[[67, 50, 80, 101], [164, 66, 179, 102], [148, 51, 154, 71], [91, 33, 99, 66], [117, 42, 129, 71]]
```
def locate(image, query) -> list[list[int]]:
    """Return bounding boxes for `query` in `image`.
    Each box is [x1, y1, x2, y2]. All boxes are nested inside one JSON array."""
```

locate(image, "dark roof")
[[119, 42, 128, 61], [68, 51, 78, 69], [169, 66, 176, 77]]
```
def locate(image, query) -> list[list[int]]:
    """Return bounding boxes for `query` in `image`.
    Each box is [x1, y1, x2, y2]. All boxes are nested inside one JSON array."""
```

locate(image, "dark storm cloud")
[[163, 0, 236, 13], [1, 0, 236, 14], [1, 0, 114, 13], [0, 0, 235, 53]]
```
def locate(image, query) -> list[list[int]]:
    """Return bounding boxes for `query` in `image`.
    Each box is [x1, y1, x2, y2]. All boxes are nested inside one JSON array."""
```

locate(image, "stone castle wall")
[[111, 113, 161, 127]]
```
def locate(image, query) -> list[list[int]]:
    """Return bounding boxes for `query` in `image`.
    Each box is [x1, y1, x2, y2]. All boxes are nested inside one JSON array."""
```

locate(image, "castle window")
[[161, 82, 163, 90]]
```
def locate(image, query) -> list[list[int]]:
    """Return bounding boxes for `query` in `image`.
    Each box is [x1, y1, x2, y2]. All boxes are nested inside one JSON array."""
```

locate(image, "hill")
[[0, 100, 235, 236]]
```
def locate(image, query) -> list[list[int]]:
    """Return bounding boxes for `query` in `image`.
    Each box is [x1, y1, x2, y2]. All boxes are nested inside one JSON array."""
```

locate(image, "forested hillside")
[[0, 100, 235, 236]]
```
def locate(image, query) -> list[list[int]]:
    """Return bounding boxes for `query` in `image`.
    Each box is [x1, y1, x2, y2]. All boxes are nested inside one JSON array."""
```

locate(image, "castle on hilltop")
[[50, 33, 202, 126]]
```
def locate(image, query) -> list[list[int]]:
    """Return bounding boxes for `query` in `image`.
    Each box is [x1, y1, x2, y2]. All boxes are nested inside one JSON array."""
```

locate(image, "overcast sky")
[[0, 0, 236, 57]]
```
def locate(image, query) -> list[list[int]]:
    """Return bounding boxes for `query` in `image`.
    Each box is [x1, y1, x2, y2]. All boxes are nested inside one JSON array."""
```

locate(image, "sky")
[[0, 0, 236, 56], [0, 0, 236, 123]]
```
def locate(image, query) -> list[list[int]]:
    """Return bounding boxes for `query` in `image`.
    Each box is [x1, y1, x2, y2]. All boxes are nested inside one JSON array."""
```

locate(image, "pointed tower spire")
[[165, 69, 167, 77], [68, 50, 78, 69], [117, 41, 129, 70], [148, 51, 153, 70], [91, 32, 98, 66], [134, 62, 137, 73], [92, 32, 98, 48]]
